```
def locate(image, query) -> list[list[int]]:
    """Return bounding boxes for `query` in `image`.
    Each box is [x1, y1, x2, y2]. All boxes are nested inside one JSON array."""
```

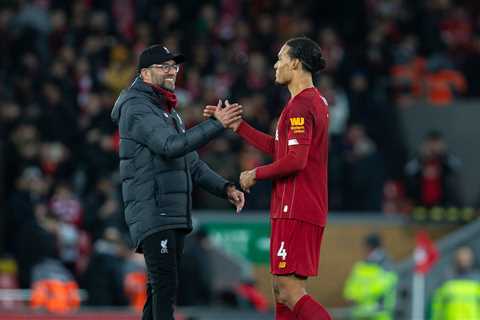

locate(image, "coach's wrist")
[[224, 182, 236, 195]]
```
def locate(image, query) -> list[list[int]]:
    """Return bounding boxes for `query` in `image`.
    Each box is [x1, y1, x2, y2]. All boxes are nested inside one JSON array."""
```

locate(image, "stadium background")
[[0, 0, 480, 319]]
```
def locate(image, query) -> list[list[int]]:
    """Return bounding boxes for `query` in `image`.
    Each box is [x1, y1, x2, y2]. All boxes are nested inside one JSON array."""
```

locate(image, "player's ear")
[[292, 58, 301, 70]]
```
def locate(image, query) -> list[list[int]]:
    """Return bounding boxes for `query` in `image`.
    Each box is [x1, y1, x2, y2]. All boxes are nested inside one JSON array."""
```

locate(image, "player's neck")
[[288, 75, 314, 99]]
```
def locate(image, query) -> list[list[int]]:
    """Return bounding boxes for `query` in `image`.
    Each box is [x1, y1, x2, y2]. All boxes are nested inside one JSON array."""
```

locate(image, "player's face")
[[274, 45, 293, 85], [143, 60, 179, 90]]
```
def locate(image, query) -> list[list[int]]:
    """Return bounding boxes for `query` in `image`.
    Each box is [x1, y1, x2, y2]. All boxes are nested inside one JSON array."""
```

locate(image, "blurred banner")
[[203, 221, 270, 264]]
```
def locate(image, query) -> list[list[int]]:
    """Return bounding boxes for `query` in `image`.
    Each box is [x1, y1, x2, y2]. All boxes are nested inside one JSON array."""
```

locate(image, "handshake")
[[203, 100, 257, 210], [203, 100, 243, 131]]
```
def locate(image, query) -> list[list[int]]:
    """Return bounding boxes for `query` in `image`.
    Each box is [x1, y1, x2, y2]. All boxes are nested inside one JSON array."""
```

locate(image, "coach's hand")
[[204, 100, 242, 128], [240, 169, 256, 193], [203, 103, 217, 118], [203, 100, 243, 131], [226, 185, 245, 213]]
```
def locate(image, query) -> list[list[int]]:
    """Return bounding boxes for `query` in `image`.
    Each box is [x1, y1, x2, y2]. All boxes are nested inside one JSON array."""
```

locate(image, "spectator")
[[81, 227, 129, 307], [30, 258, 80, 314], [103, 44, 135, 95], [343, 125, 386, 211], [443, 246, 480, 282], [39, 142, 74, 181], [83, 175, 124, 241], [405, 131, 462, 208], [431, 246, 480, 320], [178, 228, 214, 306], [343, 233, 397, 320], [423, 54, 467, 106], [122, 252, 147, 312], [323, 75, 350, 211], [0, 257, 20, 309], [49, 182, 83, 227], [320, 75, 349, 139], [15, 202, 59, 289], [37, 81, 79, 146], [390, 35, 426, 107]]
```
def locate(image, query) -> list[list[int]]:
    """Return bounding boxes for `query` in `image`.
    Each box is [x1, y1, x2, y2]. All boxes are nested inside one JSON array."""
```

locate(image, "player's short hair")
[[285, 37, 326, 74]]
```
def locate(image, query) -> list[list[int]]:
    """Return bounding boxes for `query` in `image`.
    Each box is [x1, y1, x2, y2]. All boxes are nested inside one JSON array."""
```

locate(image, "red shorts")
[[270, 219, 325, 277]]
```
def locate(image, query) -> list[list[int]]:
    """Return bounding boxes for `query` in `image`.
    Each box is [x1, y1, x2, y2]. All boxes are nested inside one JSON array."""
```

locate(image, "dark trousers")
[[141, 229, 186, 320]]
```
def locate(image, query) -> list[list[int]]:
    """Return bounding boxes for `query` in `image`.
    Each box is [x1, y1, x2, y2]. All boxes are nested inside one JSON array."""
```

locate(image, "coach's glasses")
[[150, 64, 180, 73]]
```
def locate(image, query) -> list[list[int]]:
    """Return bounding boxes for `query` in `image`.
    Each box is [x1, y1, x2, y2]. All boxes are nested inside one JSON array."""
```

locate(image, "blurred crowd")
[[0, 0, 479, 311]]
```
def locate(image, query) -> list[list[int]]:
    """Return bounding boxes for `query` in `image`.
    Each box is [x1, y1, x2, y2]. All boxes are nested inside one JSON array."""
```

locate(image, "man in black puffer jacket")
[[111, 45, 245, 320]]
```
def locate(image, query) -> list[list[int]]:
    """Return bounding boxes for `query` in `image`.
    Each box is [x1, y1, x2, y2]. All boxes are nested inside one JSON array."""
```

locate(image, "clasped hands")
[[203, 100, 243, 131], [203, 100, 257, 194]]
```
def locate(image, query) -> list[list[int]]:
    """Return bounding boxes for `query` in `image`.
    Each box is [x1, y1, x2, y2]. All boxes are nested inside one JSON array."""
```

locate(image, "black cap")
[[137, 45, 185, 72]]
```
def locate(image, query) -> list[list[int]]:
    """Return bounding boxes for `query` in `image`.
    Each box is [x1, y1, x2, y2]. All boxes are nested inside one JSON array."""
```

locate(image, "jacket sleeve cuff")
[[223, 182, 235, 196]]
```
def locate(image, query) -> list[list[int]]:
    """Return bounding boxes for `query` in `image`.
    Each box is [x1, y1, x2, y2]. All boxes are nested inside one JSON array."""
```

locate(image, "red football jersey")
[[268, 87, 329, 226]]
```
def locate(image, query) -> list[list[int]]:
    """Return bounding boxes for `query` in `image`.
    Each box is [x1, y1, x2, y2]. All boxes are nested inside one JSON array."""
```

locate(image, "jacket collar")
[[130, 76, 175, 112], [130, 76, 156, 95]]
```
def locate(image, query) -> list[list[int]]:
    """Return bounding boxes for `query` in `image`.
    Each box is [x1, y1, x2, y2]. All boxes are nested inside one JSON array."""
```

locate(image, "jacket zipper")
[[171, 110, 190, 215]]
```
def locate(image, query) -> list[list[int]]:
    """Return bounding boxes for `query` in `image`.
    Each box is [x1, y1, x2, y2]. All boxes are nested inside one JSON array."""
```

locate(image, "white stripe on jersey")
[[288, 139, 299, 146], [320, 95, 328, 106]]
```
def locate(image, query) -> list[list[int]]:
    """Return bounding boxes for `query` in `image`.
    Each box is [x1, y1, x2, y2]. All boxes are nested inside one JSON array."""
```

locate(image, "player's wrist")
[[231, 119, 243, 132], [235, 120, 247, 133]]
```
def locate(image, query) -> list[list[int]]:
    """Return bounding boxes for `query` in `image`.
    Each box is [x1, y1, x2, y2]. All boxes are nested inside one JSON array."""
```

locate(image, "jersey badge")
[[289, 117, 305, 133]]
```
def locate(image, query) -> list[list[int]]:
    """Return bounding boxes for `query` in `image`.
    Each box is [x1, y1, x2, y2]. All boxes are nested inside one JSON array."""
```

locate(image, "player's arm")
[[255, 105, 315, 180], [255, 144, 309, 180], [202, 102, 274, 156], [236, 121, 275, 156]]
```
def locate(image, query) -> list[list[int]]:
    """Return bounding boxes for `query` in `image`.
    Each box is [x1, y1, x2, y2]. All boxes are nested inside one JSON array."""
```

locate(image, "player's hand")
[[226, 185, 245, 213], [224, 100, 243, 132], [213, 100, 243, 128], [240, 169, 256, 193]]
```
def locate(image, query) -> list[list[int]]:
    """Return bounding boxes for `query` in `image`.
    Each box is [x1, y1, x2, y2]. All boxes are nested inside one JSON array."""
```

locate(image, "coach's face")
[[142, 59, 179, 91], [274, 45, 293, 85]]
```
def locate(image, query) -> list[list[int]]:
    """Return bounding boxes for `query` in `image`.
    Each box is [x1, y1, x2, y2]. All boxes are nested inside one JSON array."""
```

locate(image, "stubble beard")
[[162, 80, 175, 91], [155, 74, 176, 91]]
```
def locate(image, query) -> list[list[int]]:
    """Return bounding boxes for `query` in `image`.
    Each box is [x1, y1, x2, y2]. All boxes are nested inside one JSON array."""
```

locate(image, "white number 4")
[[277, 241, 287, 260]]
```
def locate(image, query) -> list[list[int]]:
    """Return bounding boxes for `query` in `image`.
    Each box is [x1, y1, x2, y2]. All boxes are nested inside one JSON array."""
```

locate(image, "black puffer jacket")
[[111, 77, 231, 251]]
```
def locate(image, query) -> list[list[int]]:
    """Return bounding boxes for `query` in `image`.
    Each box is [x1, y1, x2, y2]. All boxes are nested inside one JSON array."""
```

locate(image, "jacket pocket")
[[156, 171, 188, 194]]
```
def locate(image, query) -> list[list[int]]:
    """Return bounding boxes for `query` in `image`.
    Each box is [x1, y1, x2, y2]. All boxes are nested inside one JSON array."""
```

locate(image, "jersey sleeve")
[[255, 144, 310, 180], [236, 121, 275, 156], [285, 101, 314, 146]]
